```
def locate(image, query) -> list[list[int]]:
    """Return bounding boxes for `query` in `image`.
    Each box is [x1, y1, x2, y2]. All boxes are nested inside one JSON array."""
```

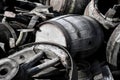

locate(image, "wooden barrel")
[[36, 15, 104, 57], [106, 24, 120, 69], [84, 0, 120, 29], [46, 0, 90, 14]]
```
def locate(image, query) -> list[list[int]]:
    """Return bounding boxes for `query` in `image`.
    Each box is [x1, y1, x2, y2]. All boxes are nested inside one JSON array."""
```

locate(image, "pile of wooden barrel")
[[0, 0, 120, 80]]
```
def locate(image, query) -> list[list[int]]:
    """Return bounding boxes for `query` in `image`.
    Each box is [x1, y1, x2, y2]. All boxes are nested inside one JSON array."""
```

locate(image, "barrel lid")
[[36, 23, 67, 47]]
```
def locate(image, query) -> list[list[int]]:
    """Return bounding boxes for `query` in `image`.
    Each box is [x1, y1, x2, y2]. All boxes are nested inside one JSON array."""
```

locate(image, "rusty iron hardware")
[[105, 4, 120, 18], [15, 1, 54, 19], [1, 17, 34, 49], [28, 3, 54, 20], [93, 65, 114, 80], [3, 0, 54, 20], [0, 58, 19, 80], [16, 29, 34, 46], [91, 61, 114, 80]]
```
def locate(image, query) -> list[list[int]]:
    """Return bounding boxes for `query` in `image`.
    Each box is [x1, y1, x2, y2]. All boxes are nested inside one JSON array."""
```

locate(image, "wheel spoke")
[[24, 50, 44, 68], [27, 57, 60, 76]]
